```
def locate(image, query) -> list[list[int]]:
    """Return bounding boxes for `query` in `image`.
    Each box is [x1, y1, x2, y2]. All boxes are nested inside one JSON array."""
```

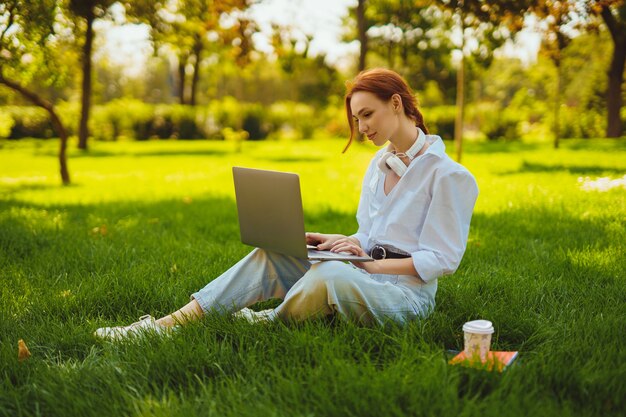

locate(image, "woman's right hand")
[[306, 233, 360, 251]]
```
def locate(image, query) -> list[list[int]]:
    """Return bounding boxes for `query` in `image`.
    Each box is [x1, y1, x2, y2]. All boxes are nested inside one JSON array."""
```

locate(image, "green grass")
[[1, 137, 625, 417]]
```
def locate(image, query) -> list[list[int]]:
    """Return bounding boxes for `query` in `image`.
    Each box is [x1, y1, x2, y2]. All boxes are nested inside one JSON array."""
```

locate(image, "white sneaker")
[[94, 315, 170, 340], [233, 307, 275, 324]]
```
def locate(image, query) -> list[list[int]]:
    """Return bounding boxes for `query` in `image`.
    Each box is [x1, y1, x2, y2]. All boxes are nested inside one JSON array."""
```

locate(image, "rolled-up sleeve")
[[412, 170, 478, 283]]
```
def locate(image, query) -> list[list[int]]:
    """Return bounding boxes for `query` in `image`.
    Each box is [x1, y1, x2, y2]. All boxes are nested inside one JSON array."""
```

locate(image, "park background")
[[1, 1, 625, 417]]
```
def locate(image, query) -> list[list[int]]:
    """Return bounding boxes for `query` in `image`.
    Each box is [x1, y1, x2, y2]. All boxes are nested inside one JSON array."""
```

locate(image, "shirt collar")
[[422, 135, 446, 159], [373, 135, 446, 165]]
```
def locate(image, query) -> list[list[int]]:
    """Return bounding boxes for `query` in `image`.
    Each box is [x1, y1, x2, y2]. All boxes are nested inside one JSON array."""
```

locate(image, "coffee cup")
[[462, 319, 494, 362]]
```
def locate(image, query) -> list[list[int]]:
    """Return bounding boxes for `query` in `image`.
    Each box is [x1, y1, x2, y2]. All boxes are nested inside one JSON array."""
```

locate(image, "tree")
[[125, 0, 256, 106], [435, 0, 530, 161], [0, 0, 71, 184], [68, 0, 115, 150], [343, 0, 372, 72], [365, 1, 457, 95], [587, 0, 626, 137], [532, 0, 577, 148], [357, 0, 369, 71], [343, 0, 523, 154], [271, 24, 341, 105]]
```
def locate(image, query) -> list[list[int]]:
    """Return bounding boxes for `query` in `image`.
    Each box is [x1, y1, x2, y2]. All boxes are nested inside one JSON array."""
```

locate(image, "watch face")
[[371, 246, 387, 260]]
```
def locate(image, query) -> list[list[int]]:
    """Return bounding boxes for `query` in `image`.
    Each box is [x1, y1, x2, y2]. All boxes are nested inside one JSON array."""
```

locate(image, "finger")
[[345, 245, 365, 257], [319, 238, 340, 250], [306, 232, 322, 244], [333, 238, 359, 249], [329, 238, 349, 249], [317, 241, 333, 250], [330, 242, 349, 252], [332, 243, 358, 254]]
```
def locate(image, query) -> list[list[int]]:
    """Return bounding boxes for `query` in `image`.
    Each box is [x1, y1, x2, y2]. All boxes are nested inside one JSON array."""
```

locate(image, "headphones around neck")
[[377, 128, 426, 177]]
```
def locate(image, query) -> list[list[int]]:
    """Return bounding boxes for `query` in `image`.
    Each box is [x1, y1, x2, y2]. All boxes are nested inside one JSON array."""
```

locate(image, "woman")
[[95, 68, 478, 340]]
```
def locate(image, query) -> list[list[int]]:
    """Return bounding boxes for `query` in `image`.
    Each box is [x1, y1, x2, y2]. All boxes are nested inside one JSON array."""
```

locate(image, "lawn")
[[1, 138, 625, 417]]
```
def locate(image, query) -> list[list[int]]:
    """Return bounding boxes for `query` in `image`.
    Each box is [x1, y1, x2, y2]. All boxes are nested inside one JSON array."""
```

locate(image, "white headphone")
[[377, 128, 426, 177]]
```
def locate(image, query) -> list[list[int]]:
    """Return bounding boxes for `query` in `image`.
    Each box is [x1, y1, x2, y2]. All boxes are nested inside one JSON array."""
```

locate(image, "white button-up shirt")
[[351, 135, 478, 283]]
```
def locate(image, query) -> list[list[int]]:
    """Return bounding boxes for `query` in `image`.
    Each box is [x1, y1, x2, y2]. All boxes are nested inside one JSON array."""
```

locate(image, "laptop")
[[232, 167, 373, 262]]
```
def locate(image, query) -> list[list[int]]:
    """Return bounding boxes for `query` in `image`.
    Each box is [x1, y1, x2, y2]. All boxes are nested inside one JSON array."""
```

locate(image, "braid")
[[401, 92, 428, 135], [410, 107, 429, 134]]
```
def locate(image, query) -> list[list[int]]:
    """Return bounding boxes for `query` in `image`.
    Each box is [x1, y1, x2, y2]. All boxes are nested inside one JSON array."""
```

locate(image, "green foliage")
[[0, 21, 618, 144], [0, 139, 625, 417], [0, 99, 328, 141], [168, 105, 204, 140], [558, 106, 606, 139], [206, 96, 243, 135], [426, 105, 456, 139], [270, 26, 343, 106], [320, 97, 350, 139], [419, 80, 447, 107], [123, 0, 256, 106], [0, 106, 54, 138], [241, 104, 269, 140], [470, 102, 522, 141], [221, 127, 248, 152], [561, 32, 610, 112], [267, 101, 317, 140], [90, 98, 153, 141], [0, 0, 75, 92], [354, 3, 458, 101], [0, 111, 14, 139]]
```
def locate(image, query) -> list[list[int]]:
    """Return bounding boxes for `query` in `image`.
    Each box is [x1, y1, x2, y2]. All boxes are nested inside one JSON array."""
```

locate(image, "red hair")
[[343, 68, 428, 153]]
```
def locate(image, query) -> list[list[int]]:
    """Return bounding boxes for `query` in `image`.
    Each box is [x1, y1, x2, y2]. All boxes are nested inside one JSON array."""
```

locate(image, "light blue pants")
[[191, 248, 437, 325]]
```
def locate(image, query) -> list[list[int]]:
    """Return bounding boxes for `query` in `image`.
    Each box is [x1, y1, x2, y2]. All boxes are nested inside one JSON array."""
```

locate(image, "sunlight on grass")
[[578, 174, 626, 192], [0, 139, 375, 213], [1, 138, 625, 417]]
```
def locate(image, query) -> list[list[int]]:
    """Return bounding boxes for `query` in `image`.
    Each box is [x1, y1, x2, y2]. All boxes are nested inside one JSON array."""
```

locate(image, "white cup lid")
[[462, 319, 494, 334]]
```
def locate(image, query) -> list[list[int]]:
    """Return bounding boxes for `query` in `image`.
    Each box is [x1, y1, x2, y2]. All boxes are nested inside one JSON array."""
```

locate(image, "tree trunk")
[[190, 37, 203, 106], [605, 36, 625, 137], [554, 59, 561, 149], [178, 56, 187, 105], [400, 39, 409, 67], [0, 74, 70, 185], [601, 6, 625, 138], [78, 8, 95, 150], [454, 5, 465, 163], [357, 0, 368, 72], [454, 53, 464, 163], [387, 40, 395, 68]]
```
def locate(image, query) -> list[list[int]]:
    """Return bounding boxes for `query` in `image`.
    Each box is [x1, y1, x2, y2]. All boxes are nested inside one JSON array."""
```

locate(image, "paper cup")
[[462, 320, 494, 362]]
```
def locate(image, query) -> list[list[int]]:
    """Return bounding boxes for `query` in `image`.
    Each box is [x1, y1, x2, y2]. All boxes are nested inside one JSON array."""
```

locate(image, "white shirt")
[[351, 135, 478, 283]]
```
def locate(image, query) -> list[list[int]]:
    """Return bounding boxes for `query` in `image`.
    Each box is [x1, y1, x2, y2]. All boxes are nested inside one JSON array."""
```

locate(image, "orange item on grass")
[[449, 351, 518, 372], [18, 339, 31, 362]]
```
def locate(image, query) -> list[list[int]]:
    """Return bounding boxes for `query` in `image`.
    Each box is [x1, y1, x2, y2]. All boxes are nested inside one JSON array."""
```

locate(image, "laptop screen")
[[233, 167, 308, 258]]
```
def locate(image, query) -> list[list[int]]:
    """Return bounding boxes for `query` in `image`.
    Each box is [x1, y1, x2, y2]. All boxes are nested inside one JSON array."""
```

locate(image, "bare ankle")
[[156, 316, 177, 328]]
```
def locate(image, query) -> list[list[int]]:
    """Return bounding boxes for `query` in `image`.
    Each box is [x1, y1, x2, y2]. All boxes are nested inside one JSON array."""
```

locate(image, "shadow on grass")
[[33, 148, 231, 159], [465, 139, 626, 154], [256, 155, 326, 163], [463, 140, 544, 154], [0, 181, 87, 201], [500, 161, 626, 176], [0, 183, 65, 196], [0, 194, 359, 289]]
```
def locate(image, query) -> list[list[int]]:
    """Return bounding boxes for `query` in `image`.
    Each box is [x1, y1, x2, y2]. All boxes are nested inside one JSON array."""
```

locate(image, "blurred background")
[[1, 0, 624, 159]]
